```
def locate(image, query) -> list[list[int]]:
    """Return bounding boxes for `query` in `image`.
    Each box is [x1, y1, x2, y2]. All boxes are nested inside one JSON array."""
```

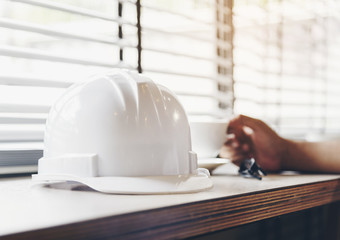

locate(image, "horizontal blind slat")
[[0, 18, 135, 47], [143, 47, 231, 66], [0, 74, 72, 88], [186, 111, 231, 119], [0, 104, 50, 113], [0, 116, 46, 124], [142, 27, 221, 43], [175, 91, 232, 104], [0, 130, 43, 142], [8, 0, 136, 26], [235, 98, 330, 107], [139, 2, 216, 25], [144, 68, 221, 81], [0, 45, 135, 68]]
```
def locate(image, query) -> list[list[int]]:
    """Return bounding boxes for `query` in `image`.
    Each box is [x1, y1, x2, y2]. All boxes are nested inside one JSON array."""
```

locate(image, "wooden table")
[[1, 164, 340, 239]]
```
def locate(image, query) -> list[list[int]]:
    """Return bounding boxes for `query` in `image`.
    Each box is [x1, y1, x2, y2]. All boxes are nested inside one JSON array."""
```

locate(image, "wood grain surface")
[[3, 178, 340, 240]]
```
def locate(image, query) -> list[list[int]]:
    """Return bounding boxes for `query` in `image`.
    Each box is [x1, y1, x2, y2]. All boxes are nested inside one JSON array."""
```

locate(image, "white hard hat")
[[32, 70, 213, 194]]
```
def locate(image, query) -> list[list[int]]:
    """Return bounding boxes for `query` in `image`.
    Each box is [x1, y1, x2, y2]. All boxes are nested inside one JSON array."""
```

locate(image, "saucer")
[[198, 158, 230, 172]]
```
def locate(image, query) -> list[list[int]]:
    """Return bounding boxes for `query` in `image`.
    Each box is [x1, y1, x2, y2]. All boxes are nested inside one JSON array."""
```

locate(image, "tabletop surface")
[[2, 163, 340, 239]]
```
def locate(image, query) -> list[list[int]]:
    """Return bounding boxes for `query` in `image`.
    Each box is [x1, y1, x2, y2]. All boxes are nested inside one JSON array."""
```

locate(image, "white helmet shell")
[[33, 71, 212, 194]]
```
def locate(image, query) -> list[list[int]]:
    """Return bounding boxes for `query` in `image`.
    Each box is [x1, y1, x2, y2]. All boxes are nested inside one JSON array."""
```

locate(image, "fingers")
[[221, 134, 252, 166], [236, 115, 263, 130], [223, 115, 268, 166], [220, 144, 248, 166], [226, 122, 253, 149], [242, 126, 254, 136], [227, 115, 263, 134], [227, 122, 249, 145], [226, 134, 239, 148], [242, 142, 250, 152]]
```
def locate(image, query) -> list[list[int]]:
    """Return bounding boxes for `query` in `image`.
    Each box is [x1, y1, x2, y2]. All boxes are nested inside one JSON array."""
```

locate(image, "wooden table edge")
[[3, 178, 340, 240]]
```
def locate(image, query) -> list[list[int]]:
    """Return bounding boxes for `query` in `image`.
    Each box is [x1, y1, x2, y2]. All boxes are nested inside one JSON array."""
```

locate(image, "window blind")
[[233, 0, 340, 140], [139, 0, 233, 118], [0, 0, 233, 173], [0, 0, 138, 173]]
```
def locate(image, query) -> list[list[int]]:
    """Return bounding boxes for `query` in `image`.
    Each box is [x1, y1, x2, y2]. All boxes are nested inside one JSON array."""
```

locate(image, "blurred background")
[[0, 0, 340, 173]]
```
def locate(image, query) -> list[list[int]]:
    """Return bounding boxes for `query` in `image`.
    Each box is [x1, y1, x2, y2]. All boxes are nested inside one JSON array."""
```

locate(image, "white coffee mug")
[[189, 118, 229, 158]]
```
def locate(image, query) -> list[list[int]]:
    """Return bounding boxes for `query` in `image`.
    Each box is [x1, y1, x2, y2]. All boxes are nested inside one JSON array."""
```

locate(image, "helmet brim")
[[32, 169, 213, 194]]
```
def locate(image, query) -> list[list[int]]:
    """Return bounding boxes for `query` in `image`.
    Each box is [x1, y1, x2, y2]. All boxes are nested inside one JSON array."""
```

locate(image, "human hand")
[[219, 115, 287, 172]]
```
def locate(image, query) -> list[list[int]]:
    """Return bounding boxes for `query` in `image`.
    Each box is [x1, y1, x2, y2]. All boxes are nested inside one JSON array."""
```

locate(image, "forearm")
[[282, 139, 340, 173]]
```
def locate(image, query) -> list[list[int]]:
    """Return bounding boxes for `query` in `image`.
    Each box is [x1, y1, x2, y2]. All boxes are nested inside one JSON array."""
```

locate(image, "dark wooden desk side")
[[3, 178, 340, 240]]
